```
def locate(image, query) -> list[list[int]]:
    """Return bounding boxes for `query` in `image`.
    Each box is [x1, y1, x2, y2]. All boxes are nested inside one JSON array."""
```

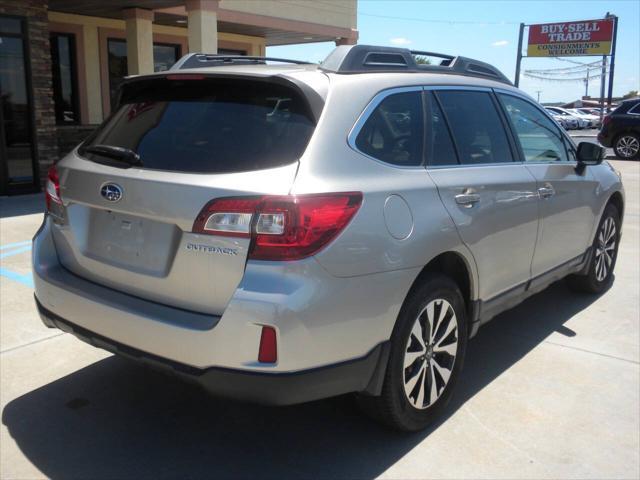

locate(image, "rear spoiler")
[[115, 71, 325, 123]]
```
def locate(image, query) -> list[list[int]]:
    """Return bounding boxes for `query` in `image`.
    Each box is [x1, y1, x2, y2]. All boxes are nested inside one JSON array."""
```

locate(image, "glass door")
[[0, 15, 37, 195]]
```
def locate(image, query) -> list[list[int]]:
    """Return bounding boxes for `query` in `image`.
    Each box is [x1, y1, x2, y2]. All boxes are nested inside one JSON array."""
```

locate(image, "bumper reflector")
[[258, 326, 277, 363]]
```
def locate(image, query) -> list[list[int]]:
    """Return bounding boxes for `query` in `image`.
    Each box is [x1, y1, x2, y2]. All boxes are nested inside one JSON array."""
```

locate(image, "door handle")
[[455, 189, 480, 208], [538, 183, 556, 199]]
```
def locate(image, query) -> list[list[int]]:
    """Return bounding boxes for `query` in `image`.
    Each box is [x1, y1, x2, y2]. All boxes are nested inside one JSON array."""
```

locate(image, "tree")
[[622, 90, 639, 100], [414, 56, 431, 65]]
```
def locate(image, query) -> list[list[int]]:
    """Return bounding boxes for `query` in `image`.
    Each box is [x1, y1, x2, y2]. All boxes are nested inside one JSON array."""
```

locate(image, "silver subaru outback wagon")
[[33, 45, 624, 431]]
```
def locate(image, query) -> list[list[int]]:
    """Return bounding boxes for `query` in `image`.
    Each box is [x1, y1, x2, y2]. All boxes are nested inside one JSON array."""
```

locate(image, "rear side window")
[[355, 91, 424, 166], [80, 78, 315, 174], [435, 90, 514, 164]]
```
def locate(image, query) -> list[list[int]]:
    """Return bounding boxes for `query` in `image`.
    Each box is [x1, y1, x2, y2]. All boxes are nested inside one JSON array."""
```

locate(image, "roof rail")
[[319, 45, 512, 85], [171, 53, 311, 70]]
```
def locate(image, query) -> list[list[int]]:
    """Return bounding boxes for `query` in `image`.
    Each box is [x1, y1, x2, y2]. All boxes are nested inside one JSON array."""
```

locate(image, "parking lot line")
[[0, 245, 32, 260], [0, 240, 32, 251], [0, 267, 34, 288], [0, 242, 34, 288]]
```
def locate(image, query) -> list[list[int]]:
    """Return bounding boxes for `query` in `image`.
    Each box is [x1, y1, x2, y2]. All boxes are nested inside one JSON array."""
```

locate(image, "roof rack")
[[319, 45, 512, 85], [171, 53, 311, 70]]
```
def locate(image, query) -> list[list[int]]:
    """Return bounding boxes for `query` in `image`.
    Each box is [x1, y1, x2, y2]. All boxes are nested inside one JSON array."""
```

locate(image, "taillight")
[[45, 165, 61, 211], [193, 192, 363, 261], [193, 197, 261, 238], [603, 115, 612, 126], [251, 193, 362, 261]]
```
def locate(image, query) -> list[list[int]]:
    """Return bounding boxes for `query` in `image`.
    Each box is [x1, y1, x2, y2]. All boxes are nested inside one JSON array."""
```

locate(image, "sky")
[[268, 0, 640, 103]]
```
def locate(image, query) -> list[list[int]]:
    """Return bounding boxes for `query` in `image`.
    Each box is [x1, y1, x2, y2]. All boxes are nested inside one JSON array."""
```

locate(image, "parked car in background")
[[568, 108, 601, 128], [579, 107, 603, 116], [33, 45, 624, 432], [598, 98, 640, 159], [546, 108, 578, 130], [549, 113, 569, 130], [545, 106, 588, 129]]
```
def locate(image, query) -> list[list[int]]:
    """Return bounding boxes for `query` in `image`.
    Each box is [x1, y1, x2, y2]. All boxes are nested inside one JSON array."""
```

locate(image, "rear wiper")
[[84, 145, 143, 167]]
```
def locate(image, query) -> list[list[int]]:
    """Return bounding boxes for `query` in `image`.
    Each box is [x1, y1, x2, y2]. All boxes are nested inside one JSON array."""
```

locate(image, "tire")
[[613, 133, 640, 159], [567, 203, 621, 294], [357, 273, 468, 431]]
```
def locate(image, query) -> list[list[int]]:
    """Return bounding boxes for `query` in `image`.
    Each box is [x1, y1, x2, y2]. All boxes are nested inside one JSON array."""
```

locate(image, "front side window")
[[435, 90, 513, 164], [50, 32, 79, 124], [355, 90, 424, 167], [498, 94, 568, 163]]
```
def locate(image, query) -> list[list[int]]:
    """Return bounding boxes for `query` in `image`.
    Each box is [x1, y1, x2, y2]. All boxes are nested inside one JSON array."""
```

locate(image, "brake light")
[[166, 74, 206, 81], [603, 115, 612, 126], [193, 192, 362, 261], [45, 165, 61, 211]]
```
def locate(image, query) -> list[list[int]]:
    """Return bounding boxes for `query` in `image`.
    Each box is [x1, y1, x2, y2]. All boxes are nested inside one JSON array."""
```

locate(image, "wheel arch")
[[404, 251, 477, 328], [608, 190, 624, 220]]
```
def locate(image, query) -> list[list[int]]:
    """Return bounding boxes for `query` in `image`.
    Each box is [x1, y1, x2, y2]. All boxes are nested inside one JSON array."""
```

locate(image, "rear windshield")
[[80, 77, 316, 173]]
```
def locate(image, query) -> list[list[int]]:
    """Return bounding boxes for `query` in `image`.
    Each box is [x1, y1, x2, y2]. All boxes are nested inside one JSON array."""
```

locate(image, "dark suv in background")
[[598, 99, 640, 159]]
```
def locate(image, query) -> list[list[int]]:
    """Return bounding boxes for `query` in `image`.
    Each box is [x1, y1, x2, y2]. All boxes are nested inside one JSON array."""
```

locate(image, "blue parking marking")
[[0, 241, 34, 288], [0, 240, 31, 251], [0, 245, 32, 260], [0, 267, 34, 288]]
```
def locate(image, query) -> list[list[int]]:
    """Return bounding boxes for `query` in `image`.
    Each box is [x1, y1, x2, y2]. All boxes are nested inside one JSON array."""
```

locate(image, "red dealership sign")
[[527, 19, 613, 57]]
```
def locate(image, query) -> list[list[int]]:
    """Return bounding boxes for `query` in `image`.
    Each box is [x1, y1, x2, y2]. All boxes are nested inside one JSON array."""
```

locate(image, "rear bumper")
[[36, 298, 389, 405], [598, 127, 613, 147], [33, 216, 413, 403]]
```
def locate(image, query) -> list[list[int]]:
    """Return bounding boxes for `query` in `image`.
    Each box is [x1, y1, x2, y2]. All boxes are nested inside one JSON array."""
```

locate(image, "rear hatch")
[[51, 74, 320, 315]]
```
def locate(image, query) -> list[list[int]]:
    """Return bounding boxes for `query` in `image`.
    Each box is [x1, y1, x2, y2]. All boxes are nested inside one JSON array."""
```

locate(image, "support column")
[[82, 24, 103, 123], [123, 8, 154, 75], [335, 30, 358, 46], [186, 0, 219, 53], [335, 37, 357, 46]]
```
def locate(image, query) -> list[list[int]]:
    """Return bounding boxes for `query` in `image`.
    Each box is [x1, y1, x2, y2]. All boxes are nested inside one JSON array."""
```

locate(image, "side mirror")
[[577, 142, 605, 166]]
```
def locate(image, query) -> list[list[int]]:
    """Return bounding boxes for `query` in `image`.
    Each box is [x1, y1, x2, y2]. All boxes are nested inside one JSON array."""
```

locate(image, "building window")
[[107, 38, 128, 108], [50, 32, 80, 124], [1, 15, 37, 194], [219, 48, 246, 55], [153, 43, 181, 72], [107, 38, 183, 106]]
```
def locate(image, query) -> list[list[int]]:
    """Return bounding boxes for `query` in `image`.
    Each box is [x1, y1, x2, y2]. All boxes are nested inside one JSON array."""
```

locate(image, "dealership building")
[[0, 0, 357, 195]]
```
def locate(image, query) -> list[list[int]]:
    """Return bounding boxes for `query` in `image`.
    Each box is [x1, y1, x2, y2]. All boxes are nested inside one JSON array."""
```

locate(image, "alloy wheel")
[[595, 216, 617, 282], [616, 135, 640, 158], [403, 299, 458, 410]]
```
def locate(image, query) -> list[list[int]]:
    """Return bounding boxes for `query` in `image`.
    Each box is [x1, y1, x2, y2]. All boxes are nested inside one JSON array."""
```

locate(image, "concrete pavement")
[[1, 160, 638, 479]]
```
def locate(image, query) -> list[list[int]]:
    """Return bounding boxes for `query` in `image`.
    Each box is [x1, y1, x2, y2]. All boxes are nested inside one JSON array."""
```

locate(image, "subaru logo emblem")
[[100, 183, 123, 202]]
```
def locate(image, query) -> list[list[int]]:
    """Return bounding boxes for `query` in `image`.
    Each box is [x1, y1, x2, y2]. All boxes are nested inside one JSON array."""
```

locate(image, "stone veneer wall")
[[1, 0, 57, 189]]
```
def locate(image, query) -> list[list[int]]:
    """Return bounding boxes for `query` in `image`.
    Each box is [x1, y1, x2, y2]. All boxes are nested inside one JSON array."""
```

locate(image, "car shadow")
[[2, 280, 604, 479], [0, 193, 44, 218]]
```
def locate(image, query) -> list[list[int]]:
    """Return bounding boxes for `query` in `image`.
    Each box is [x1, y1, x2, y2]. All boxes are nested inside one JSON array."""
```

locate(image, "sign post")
[[599, 56, 607, 122], [514, 23, 525, 87], [606, 15, 618, 110]]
